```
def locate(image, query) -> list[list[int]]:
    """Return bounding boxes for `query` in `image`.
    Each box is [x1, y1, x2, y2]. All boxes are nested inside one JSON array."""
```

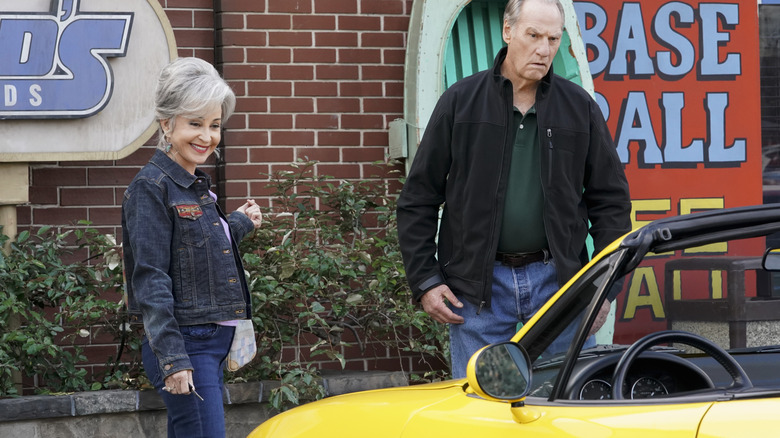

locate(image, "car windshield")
[[521, 218, 780, 401]]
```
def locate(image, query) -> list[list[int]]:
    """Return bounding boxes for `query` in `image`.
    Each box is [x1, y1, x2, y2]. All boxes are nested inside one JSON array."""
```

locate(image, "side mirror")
[[466, 342, 531, 402], [763, 248, 780, 271]]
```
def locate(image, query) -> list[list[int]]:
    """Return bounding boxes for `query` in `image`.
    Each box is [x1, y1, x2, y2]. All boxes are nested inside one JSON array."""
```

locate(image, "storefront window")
[[760, 3, 780, 204]]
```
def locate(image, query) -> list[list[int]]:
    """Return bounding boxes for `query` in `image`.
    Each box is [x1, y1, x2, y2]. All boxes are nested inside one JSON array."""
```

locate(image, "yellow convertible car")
[[250, 205, 780, 437]]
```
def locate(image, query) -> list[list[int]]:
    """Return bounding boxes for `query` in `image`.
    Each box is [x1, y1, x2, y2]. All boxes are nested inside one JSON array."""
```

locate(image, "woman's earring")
[[164, 134, 172, 152]]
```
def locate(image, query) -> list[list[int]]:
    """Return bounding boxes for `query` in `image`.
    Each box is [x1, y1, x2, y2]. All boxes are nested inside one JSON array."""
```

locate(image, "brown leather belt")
[[495, 250, 549, 267]]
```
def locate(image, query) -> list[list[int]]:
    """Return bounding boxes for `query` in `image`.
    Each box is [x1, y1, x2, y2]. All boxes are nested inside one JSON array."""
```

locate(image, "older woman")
[[122, 57, 261, 437]]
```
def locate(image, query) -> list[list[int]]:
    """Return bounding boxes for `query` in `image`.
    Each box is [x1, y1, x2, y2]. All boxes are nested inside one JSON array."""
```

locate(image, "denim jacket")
[[121, 150, 254, 377]]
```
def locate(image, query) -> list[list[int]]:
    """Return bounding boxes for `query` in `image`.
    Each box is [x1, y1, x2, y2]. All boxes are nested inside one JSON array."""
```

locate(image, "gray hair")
[[504, 0, 564, 29], [154, 57, 236, 150]]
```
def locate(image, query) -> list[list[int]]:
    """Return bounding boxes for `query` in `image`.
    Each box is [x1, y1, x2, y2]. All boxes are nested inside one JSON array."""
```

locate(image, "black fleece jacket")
[[397, 47, 631, 309]]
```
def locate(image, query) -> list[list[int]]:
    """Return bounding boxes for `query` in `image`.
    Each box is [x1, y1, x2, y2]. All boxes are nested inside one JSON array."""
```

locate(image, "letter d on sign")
[[4, 85, 17, 106]]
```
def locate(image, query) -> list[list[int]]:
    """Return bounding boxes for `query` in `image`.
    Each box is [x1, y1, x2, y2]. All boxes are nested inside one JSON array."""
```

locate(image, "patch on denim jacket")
[[175, 204, 203, 219]]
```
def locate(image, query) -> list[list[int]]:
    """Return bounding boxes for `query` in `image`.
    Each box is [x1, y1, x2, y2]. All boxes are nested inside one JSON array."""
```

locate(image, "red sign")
[[577, 0, 762, 220]]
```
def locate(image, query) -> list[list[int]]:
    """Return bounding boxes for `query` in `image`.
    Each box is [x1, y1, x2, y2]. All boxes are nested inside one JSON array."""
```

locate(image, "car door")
[[400, 393, 712, 437], [697, 398, 780, 437]]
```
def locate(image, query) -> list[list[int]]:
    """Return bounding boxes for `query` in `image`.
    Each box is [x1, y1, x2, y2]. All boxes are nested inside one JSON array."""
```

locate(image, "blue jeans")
[[142, 323, 234, 438], [450, 259, 561, 379]]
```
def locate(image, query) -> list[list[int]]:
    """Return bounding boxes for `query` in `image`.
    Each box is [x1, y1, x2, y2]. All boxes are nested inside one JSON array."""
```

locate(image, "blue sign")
[[0, 0, 132, 119]]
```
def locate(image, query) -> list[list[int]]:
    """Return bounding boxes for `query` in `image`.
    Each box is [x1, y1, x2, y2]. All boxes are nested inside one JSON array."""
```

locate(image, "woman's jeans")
[[450, 259, 560, 379], [142, 323, 235, 438]]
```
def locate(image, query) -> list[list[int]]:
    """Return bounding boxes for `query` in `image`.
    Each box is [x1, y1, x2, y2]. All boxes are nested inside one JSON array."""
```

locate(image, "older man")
[[397, 0, 631, 378]]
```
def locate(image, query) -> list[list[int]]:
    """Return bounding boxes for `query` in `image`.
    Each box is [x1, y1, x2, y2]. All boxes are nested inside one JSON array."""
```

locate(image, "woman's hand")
[[237, 199, 263, 229], [163, 369, 194, 395]]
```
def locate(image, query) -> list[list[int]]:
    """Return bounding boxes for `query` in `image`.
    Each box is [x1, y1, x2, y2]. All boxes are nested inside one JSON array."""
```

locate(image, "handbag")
[[226, 319, 257, 371]]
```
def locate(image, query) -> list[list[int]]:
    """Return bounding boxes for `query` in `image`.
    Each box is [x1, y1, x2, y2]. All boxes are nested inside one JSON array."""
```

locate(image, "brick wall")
[[14, 0, 429, 386]]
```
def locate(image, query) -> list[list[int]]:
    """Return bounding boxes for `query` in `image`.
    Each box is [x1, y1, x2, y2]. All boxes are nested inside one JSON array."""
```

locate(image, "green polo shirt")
[[497, 106, 548, 253]]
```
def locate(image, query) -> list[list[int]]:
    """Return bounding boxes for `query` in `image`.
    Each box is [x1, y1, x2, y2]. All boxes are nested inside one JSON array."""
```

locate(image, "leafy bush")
[[0, 223, 128, 396], [235, 161, 449, 410]]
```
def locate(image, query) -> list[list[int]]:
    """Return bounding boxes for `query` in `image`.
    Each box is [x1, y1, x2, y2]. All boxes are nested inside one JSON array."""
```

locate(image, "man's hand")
[[420, 284, 465, 324]]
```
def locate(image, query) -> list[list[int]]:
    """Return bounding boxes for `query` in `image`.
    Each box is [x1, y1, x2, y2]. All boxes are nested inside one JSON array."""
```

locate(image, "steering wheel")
[[611, 330, 752, 400]]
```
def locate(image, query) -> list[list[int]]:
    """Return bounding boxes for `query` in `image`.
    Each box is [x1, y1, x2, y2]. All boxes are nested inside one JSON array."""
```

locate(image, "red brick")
[[271, 130, 315, 146], [224, 146, 249, 163], [268, 31, 313, 47], [316, 64, 359, 80], [89, 207, 122, 226], [293, 15, 336, 30], [315, 0, 358, 13], [165, 10, 192, 27], [362, 65, 404, 80], [217, 13, 245, 30], [248, 81, 293, 97], [225, 115, 247, 130], [236, 96, 270, 112], [88, 168, 138, 186], [296, 147, 340, 162], [363, 131, 390, 146], [295, 81, 338, 97], [295, 114, 339, 129], [191, 48, 216, 62], [362, 32, 404, 48], [270, 97, 314, 113], [33, 207, 89, 225], [246, 14, 292, 30], [194, 10, 214, 28], [339, 15, 381, 31], [363, 163, 397, 178], [384, 81, 404, 97], [32, 167, 86, 186], [217, 0, 266, 12], [318, 131, 361, 147], [364, 97, 403, 113], [246, 48, 291, 63], [361, 0, 404, 14], [173, 29, 213, 47], [224, 181, 250, 199], [343, 146, 386, 162], [318, 163, 361, 179], [318, 97, 360, 112], [249, 147, 295, 163], [269, 0, 312, 13], [249, 181, 279, 197], [220, 47, 245, 62], [383, 48, 406, 64], [293, 48, 337, 63], [340, 81, 383, 96], [315, 31, 358, 47], [221, 30, 267, 46], [383, 15, 410, 31], [342, 114, 385, 129], [229, 131, 270, 146], [270, 64, 314, 80], [29, 187, 58, 205], [224, 65, 269, 81], [339, 48, 381, 64], [225, 164, 267, 180], [249, 114, 294, 129]]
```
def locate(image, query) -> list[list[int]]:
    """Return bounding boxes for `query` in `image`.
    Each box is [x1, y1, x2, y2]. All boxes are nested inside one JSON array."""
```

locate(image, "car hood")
[[249, 379, 469, 438]]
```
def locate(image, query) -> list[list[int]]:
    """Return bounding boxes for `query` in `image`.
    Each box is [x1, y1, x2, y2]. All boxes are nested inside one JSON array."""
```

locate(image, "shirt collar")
[[149, 149, 211, 188]]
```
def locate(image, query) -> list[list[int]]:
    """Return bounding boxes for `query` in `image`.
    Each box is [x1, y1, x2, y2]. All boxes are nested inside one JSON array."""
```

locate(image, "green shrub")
[[0, 223, 129, 396], [234, 161, 449, 410]]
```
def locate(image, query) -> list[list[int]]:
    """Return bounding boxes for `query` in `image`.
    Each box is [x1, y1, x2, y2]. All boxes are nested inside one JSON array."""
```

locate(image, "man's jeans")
[[450, 259, 559, 379], [142, 323, 234, 438]]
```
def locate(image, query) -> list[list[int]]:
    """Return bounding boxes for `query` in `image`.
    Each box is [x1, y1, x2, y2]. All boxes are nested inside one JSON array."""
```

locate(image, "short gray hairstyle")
[[504, 0, 564, 29], [154, 57, 236, 150]]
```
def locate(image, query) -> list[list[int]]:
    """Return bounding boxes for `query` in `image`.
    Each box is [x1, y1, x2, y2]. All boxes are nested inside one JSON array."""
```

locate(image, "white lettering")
[[4, 85, 17, 106], [29, 84, 42, 107]]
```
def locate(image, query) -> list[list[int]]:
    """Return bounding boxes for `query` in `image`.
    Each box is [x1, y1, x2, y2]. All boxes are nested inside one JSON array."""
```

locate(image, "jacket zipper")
[[547, 128, 553, 185]]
